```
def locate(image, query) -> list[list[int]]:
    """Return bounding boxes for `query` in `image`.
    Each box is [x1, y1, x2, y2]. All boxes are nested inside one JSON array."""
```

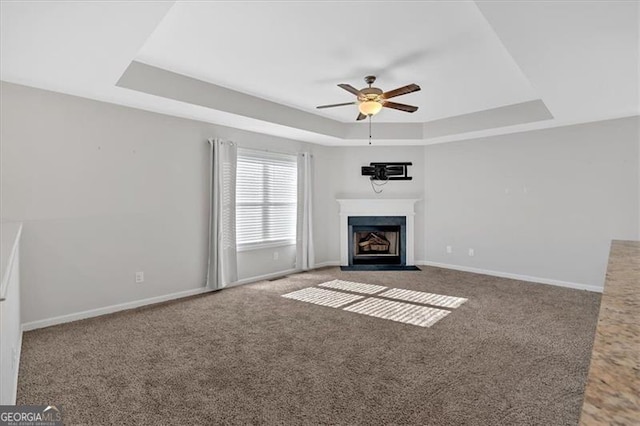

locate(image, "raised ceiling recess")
[[2, 1, 637, 145]]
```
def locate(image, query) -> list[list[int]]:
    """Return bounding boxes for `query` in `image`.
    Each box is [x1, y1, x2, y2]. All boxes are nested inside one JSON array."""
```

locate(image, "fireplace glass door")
[[348, 216, 406, 266]]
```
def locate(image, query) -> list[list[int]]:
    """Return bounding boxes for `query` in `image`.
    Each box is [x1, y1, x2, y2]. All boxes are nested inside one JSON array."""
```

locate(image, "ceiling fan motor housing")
[[360, 87, 383, 102]]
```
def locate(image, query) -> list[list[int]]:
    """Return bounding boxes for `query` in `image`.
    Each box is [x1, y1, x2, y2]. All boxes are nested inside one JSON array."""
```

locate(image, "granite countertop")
[[0, 221, 23, 301], [579, 240, 640, 425]]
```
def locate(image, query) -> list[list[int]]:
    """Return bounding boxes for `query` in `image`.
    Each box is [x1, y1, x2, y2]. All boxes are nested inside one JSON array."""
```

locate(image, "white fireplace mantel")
[[336, 198, 420, 266]]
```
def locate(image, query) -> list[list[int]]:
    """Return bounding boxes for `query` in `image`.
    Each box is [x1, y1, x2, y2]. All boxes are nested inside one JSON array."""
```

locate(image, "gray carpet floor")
[[17, 266, 600, 425]]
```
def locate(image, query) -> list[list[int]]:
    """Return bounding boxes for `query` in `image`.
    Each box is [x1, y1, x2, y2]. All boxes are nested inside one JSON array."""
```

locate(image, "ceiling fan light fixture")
[[358, 100, 382, 116], [316, 76, 420, 121]]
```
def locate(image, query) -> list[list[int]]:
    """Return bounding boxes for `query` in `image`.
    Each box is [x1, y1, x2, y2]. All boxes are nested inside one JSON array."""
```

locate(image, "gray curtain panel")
[[206, 138, 238, 289], [296, 152, 315, 271]]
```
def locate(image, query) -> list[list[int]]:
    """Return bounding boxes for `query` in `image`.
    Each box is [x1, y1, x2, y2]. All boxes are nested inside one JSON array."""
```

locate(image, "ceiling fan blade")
[[382, 101, 419, 113], [316, 102, 357, 109], [338, 84, 362, 97], [356, 113, 367, 121], [381, 83, 421, 100]]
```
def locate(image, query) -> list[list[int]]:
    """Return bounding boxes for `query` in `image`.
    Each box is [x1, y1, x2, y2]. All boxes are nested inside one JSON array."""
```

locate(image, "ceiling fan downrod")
[[364, 75, 376, 87]]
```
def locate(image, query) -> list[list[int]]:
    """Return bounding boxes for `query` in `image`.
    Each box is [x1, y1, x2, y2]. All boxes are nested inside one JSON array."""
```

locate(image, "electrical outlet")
[[446, 245, 452, 254], [273, 251, 279, 261], [135, 271, 144, 283], [468, 249, 475, 257]]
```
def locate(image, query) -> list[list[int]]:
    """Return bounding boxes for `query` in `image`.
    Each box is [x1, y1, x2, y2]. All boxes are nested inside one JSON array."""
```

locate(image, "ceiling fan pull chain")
[[369, 116, 372, 145]]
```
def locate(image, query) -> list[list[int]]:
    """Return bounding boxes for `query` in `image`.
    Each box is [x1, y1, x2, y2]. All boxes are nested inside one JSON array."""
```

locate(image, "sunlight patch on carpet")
[[281, 287, 364, 308], [378, 288, 467, 309], [344, 298, 450, 328], [318, 279, 387, 294]]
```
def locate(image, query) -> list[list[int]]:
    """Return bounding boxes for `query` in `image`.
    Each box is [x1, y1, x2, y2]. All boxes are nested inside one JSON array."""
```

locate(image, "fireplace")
[[337, 198, 419, 269], [348, 216, 406, 266]]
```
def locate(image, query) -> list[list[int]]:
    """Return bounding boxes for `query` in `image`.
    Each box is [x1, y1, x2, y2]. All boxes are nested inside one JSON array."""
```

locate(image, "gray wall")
[[0, 82, 311, 323], [423, 116, 640, 289], [2, 81, 638, 324]]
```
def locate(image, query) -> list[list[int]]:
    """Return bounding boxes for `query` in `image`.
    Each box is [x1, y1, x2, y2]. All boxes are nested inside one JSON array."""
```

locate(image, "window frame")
[[235, 148, 297, 252]]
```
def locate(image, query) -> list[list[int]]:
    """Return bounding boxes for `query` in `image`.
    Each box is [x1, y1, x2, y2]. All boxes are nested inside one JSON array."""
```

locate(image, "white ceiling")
[[135, 1, 537, 123], [0, 1, 173, 104], [1, 1, 638, 146], [476, 0, 639, 123]]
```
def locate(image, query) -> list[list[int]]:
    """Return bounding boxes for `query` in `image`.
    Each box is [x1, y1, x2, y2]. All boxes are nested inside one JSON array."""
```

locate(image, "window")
[[236, 148, 297, 249]]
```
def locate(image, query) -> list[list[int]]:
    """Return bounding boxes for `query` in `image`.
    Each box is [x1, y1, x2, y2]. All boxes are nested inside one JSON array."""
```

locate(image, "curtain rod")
[[238, 146, 313, 157], [208, 139, 313, 157]]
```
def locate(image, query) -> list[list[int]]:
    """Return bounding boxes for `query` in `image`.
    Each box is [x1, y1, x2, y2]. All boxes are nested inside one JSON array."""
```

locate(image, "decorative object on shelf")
[[361, 162, 412, 194], [316, 76, 421, 145]]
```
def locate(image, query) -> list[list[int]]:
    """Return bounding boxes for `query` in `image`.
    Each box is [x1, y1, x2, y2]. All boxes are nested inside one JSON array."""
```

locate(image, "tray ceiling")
[[135, 1, 538, 124], [1, 1, 637, 145]]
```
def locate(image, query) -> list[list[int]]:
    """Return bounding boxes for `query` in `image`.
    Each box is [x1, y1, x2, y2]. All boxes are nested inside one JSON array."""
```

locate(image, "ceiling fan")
[[316, 75, 421, 121]]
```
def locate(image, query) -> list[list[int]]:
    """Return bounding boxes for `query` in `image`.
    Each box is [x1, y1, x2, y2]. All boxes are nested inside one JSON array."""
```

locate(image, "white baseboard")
[[313, 261, 340, 268], [416, 260, 602, 293], [26, 260, 592, 333], [22, 287, 213, 331], [232, 268, 300, 286], [232, 262, 347, 286], [21, 266, 329, 332]]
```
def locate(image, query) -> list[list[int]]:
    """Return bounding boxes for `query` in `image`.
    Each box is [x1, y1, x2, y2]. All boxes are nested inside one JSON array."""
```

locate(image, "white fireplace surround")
[[337, 199, 420, 266]]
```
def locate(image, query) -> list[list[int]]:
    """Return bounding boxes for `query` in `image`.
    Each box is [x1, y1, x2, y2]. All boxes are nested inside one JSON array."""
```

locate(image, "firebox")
[[347, 216, 406, 266]]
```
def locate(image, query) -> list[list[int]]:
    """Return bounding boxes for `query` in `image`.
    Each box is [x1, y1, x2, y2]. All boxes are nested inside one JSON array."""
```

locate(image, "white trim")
[[231, 268, 300, 286], [21, 261, 601, 332], [238, 146, 297, 162], [415, 261, 602, 293], [20, 265, 334, 332], [1, 223, 23, 301], [10, 330, 22, 404], [313, 260, 340, 268], [22, 287, 213, 331], [237, 240, 296, 252], [336, 199, 420, 266], [236, 148, 297, 248]]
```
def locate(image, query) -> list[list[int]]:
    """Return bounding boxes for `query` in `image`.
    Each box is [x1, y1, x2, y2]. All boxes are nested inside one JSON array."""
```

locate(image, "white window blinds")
[[236, 148, 297, 248]]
